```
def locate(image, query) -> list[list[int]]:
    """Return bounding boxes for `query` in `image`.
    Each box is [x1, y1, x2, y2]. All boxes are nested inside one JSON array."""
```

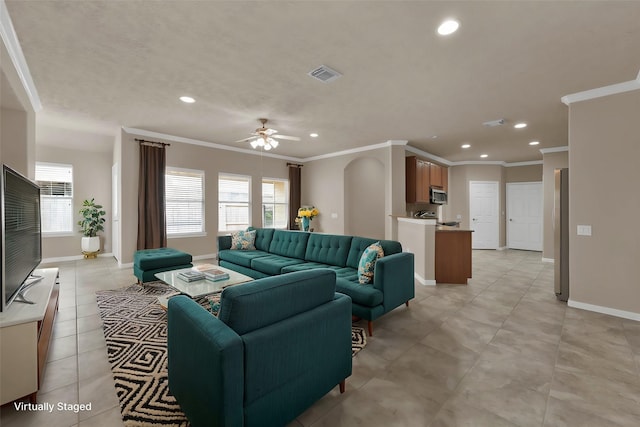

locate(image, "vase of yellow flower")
[[297, 206, 319, 231]]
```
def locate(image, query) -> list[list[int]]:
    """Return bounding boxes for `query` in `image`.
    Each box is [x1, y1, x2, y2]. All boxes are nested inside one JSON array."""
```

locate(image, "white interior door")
[[507, 182, 543, 251], [469, 181, 499, 249]]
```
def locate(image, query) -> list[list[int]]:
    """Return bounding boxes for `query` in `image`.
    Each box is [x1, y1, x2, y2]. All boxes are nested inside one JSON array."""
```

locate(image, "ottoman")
[[134, 248, 193, 283]]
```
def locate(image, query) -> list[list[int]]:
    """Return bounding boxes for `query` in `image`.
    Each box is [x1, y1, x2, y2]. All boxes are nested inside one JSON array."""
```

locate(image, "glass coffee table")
[[155, 265, 253, 309]]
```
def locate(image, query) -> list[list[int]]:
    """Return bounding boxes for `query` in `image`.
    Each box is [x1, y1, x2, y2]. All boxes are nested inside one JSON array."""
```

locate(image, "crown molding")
[[303, 140, 408, 162], [503, 160, 543, 167], [540, 146, 569, 154], [122, 127, 305, 162], [561, 69, 640, 105], [405, 145, 452, 166], [0, 0, 41, 112]]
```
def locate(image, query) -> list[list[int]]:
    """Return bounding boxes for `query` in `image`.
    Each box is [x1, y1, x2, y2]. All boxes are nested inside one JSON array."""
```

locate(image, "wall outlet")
[[456, 214, 462, 220], [331, 212, 338, 219], [577, 225, 592, 236]]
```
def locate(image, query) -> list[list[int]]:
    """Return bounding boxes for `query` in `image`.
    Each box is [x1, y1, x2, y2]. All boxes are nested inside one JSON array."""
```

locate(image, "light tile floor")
[[1, 250, 639, 426]]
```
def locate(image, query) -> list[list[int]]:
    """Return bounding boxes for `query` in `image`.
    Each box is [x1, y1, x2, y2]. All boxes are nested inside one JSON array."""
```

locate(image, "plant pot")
[[81, 236, 100, 258]]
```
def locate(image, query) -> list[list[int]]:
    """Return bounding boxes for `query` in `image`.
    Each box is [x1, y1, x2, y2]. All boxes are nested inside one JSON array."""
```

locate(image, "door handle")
[[509, 218, 513, 221]]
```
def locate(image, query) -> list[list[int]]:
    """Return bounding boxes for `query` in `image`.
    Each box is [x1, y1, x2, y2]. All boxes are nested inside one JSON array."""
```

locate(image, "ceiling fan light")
[[250, 140, 259, 149], [270, 139, 279, 149], [264, 144, 272, 151]]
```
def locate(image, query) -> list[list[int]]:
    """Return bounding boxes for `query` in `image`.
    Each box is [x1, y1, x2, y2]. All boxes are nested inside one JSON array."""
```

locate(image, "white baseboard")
[[118, 262, 134, 269], [542, 257, 555, 263], [41, 252, 114, 264], [568, 299, 640, 322], [496, 246, 508, 251], [415, 273, 436, 286]]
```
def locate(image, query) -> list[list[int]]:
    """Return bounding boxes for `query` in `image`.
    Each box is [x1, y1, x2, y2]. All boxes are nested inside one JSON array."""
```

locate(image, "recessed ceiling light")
[[431, 135, 438, 139], [529, 141, 540, 146], [461, 144, 471, 149], [437, 19, 460, 36], [514, 122, 527, 129], [179, 96, 195, 103], [310, 133, 319, 138], [480, 154, 488, 158]]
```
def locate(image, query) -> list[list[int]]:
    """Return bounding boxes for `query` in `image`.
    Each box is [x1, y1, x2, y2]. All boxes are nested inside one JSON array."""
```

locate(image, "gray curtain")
[[137, 143, 167, 249], [288, 164, 302, 230]]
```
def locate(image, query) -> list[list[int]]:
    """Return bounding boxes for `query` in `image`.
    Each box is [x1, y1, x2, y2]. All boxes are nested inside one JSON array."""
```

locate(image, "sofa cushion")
[[218, 269, 337, 335], [304, 234, 352, 267], [358, 241, 384, 284], [281, 262, 333, 274], [218, 249, 270, 268], [247, 227, 275, 251], [231, 229, 256, 250], [268, 230, 310, 259], [251, 255, 305, 276], [336, 278, 383, 307], [346, 237, 402, 269]]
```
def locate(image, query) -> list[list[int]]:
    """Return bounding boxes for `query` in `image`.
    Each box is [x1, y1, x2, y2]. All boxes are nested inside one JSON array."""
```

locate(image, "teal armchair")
[[167, 269, 352, 427]]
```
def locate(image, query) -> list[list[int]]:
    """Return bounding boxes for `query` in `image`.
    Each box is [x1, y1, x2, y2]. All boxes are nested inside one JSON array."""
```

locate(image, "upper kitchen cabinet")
[[430, 163, 443, 188], [406, 156, 431, 203]]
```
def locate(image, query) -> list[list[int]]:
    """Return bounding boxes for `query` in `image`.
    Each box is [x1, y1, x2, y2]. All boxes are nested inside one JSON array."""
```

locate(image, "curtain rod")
[[287, 162, 303, 168], [135, 138, 170, 147]]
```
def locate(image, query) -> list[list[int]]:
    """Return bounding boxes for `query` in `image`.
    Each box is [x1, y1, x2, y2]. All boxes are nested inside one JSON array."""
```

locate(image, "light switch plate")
[[577, 225, 592, 236]]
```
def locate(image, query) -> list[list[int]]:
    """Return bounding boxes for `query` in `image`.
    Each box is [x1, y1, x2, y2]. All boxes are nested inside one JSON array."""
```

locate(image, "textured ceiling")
[[5, 1, 640, 162]]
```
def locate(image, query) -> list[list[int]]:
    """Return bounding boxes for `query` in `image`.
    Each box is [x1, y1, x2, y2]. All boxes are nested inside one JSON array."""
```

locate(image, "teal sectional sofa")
[[218, 228, 415, 336], [167, 269, 352, 427]]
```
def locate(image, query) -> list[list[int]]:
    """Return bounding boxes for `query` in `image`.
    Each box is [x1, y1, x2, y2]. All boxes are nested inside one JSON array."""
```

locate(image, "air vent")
[[483, 119, 505, 127], [308, 65, 342, 83]]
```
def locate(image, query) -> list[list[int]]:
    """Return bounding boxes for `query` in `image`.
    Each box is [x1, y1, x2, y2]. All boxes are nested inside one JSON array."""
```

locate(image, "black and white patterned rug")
[[96, 281, 366, 426]]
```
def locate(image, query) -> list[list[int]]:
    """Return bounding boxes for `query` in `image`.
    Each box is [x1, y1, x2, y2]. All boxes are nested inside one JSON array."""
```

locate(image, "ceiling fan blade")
[[235, 136, 256, 143], [273, 134, 301, 141]]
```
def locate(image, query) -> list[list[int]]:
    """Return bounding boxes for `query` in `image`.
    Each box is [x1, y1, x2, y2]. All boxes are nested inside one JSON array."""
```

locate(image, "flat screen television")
[[1, 164, 42, 312]]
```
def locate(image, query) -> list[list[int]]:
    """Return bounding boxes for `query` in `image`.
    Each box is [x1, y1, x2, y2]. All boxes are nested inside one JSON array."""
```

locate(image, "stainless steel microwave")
[[430, 188, 447, 204]]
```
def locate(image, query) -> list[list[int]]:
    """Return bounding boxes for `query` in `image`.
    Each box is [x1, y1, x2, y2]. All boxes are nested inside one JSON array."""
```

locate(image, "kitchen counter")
[[436, 226, 473, 232]]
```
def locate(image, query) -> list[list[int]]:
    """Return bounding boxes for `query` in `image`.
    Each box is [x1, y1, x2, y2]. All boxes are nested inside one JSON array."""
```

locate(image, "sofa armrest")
[[218, 234, 232, 251], [373, 252, 415, 312], [167, 296, 243, 427]]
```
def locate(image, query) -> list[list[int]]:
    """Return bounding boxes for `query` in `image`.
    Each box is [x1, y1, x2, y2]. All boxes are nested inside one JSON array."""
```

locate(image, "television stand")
[[0, 268, 59, 405]]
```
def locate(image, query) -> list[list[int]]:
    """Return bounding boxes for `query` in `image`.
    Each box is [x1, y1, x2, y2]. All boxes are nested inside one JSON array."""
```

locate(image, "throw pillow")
[[230, 230, 256, 250], [358, 242, 384, 284]]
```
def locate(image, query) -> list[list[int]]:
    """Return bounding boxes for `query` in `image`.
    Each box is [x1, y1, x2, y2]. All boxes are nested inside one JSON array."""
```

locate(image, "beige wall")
[[504, 164, 542, 183], [36, 145, 113, 259], [541, 150, 568, 259], [302, 144, 405, 240], [118, 131, 290, 264], [568, 89, 640, 316]]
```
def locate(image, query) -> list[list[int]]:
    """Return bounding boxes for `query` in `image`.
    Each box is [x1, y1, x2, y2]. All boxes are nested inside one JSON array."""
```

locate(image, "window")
[[166, 167, 205, 236], [35, 162, 73, 234], [219, 174, 250, 232], [262, 178, 288, 228]]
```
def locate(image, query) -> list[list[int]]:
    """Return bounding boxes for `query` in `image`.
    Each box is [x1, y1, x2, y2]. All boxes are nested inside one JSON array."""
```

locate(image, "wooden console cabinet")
[[0, 268, 59, 405]]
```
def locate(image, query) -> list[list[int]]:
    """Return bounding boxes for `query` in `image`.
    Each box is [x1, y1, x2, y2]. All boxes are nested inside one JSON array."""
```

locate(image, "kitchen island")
[[435, 226, 473, 284], [396, 217, 473, 285]]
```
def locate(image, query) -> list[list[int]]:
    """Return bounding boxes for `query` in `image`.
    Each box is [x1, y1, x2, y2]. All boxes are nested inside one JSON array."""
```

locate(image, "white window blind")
[[218, 174, 250, 231], [262, 179, 288, 228], [35, 162, 73, 233], [165, 168, 205, 235]]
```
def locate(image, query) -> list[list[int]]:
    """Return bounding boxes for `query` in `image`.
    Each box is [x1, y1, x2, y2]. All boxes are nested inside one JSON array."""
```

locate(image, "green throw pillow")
[[358, 242, 384, 284], [230, 230, 256, 250]]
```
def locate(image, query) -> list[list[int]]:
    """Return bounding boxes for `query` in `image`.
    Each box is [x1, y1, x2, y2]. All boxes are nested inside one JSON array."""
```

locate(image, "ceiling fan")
[[235, 118, 300, 151]]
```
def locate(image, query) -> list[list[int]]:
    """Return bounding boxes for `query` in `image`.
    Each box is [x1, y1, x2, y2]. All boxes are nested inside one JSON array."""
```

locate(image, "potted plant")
[[78, 198, 106, 258]]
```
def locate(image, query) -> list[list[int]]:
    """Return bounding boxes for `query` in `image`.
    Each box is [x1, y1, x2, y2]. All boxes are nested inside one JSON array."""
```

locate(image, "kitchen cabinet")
[[430, 163, 443, 188], [406, 156, 449, 202], [406, 156, 431, 203]]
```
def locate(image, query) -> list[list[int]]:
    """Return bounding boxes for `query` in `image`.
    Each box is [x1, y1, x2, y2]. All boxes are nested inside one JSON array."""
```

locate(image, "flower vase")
[[301, 217, 310, 231]]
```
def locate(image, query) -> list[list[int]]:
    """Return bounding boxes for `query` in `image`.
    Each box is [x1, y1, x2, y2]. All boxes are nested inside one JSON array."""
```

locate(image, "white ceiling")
[[5, 1, 640, 162]]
